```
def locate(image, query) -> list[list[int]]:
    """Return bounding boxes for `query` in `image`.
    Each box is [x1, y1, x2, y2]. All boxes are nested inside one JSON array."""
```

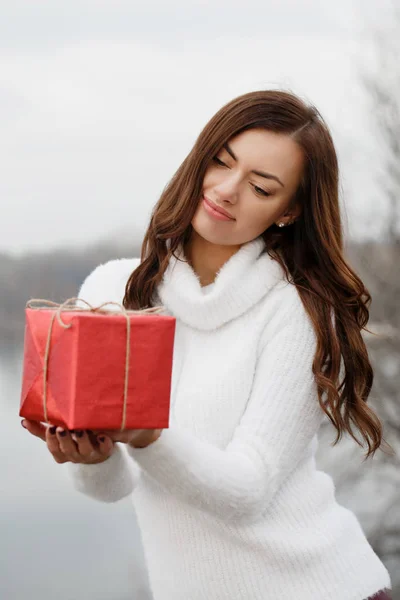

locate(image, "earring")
[[278, 219, 296, 227]]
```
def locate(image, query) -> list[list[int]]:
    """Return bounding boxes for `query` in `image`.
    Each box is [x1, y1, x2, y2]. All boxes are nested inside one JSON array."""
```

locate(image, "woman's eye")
[[253, 185, 271, 197], [212, 156, 226, 167], [211, 158, 270, 197]]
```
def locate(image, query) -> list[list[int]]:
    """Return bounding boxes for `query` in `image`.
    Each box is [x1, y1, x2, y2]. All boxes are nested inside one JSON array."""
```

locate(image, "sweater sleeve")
[[64, 260, 143, 503], [65, 443, 141, 503], [126, 289, 325, 524]]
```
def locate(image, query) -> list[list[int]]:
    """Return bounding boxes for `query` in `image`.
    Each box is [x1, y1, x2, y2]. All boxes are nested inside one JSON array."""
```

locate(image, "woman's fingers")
[[70, 430, 93, 455], [55, 427, 81, 459], [45, 426, 70, 463], [54, 427, 114, 463], [22, 420, 115, 464], [21, 419, 47, 441], [97, 435, 114, 456], [83, 432, 115, 458]]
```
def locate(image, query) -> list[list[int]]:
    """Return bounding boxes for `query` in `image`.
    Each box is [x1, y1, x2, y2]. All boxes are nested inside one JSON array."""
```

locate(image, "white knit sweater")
[[67, 236, 391, 600]]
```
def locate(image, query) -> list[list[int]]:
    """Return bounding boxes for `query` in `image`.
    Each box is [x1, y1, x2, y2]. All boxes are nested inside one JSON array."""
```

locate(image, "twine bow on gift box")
[[25, 298, 166, 431]]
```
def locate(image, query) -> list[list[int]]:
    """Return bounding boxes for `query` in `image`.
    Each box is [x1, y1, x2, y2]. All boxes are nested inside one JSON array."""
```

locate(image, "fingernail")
[[21, 420, 27, 429], [75, 430, 83, 438], [58, 429, 67, 437], [49, 426, 57, 434], [98, 436, 105, 443]]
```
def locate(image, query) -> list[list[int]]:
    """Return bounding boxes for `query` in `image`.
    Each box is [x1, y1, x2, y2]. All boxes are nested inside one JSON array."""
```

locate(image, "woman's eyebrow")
[[222, 142, 285, 187]]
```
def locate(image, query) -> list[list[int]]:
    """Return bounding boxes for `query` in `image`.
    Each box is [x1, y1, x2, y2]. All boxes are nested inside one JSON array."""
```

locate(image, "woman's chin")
[[191, 227, 237, 247], [191, 215, 240, 246]]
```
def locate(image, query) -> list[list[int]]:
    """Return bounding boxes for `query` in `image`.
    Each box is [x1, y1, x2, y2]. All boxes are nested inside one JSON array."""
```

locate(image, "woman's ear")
[[279, 201, 302, 225], [287, 198, 302, 221]]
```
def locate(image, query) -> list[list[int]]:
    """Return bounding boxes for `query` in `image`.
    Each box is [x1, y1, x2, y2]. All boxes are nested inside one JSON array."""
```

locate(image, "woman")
[[22, 90, 393, 599]]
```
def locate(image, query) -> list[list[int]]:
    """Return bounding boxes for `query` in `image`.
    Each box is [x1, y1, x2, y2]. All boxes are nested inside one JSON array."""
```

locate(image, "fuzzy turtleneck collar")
[[157, 236, 286, 331]]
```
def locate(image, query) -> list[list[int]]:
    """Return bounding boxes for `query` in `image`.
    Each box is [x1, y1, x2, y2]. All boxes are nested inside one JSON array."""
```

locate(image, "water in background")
[[0, 349, 153, 600]]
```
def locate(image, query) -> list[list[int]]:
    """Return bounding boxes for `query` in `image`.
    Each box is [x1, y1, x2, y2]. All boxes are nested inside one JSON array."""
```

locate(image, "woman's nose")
[[214, 178, 240, 202]]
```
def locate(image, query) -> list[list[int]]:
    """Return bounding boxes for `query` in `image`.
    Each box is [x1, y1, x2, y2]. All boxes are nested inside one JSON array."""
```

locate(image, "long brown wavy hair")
[[123, 89, 393, 460]]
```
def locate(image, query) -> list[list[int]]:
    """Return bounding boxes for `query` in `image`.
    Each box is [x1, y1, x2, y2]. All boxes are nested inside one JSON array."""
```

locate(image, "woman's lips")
[[202, 196, 235, 221]]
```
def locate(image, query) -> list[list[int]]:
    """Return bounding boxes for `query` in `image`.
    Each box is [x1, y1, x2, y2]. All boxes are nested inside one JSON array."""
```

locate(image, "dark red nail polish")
[[49, 426, 57, 434], [59, 430, 67, 437], [98, 436, 105, 443], [21, 421, 27, 429], [75, 430, 83, 438]]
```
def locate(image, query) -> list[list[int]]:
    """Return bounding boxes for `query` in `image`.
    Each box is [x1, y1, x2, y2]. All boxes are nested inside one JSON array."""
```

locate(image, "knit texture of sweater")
[[67, 236, 391, 600]]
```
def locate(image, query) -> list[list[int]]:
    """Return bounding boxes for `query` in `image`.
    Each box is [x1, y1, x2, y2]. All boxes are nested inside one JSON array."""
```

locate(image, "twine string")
[[26, 297, 165, 430]]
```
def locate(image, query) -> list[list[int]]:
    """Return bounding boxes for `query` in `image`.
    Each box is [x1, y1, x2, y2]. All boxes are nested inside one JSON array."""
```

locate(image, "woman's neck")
[[184, 232, 242, 287]]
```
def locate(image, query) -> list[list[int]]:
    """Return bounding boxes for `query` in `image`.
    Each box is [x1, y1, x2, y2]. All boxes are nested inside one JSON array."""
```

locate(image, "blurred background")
[[1, 0, 399, 598]]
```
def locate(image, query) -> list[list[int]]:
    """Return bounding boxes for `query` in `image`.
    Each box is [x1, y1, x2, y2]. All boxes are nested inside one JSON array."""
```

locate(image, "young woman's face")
[[191, 128, 305, 246]]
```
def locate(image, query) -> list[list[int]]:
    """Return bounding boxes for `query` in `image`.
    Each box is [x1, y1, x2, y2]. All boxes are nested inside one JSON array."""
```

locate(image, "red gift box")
[[19, 299, 176, 430]]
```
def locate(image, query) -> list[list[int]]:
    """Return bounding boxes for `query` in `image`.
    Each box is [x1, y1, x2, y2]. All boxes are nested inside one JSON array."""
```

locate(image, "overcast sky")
[[0, 0, 393, 256]]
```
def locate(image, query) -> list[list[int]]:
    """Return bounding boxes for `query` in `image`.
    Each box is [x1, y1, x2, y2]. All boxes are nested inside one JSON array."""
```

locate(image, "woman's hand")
[[21, 419, 115, 464], [91, 428, 163, 448]]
